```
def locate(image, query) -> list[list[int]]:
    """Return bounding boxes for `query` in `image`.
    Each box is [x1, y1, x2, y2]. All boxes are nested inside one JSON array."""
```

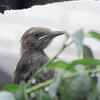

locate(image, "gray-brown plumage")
[[14, 27, 63, 84]]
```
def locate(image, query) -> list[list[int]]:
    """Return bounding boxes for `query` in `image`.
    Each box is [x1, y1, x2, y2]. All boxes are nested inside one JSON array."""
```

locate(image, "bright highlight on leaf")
[[70, 29, 84, 56], [47, 60, 68, 70]]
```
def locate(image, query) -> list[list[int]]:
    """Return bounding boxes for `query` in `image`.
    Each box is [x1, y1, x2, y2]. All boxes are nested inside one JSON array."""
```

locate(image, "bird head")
[[21, 27, 64, 53]]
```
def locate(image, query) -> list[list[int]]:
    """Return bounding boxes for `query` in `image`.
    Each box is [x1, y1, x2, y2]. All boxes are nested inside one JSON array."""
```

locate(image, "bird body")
[[14, 49, 54, 84], [14, 27, 63, 84]]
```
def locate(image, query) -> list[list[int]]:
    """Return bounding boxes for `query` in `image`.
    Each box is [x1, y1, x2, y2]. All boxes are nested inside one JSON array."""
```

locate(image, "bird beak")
[[51, 31, 64, 38], [39, 31, 64, 40]]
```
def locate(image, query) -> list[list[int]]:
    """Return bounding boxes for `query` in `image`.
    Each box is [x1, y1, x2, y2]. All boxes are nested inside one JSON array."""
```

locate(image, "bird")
[[14, 27, 63, 84]]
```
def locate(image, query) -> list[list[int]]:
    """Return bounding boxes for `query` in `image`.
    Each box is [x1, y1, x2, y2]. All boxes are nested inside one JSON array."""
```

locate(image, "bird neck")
[[21, 47, 46, 56]]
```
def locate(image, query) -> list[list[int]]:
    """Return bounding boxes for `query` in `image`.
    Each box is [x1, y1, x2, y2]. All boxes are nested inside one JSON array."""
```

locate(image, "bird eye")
[[34, 34, 40, 38]]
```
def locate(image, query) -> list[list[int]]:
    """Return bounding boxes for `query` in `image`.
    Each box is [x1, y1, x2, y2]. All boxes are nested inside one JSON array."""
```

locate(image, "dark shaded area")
[[0, 69, 12, 87], [0, 0, 78, 14]]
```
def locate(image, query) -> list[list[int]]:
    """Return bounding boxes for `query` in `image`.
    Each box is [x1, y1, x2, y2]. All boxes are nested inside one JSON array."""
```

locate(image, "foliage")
[[0, 84, 19, 93], [0, 30, 100, 100]]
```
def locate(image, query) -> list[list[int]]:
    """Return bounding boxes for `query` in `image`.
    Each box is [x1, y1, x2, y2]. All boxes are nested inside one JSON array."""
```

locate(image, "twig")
[[26, 68, 100, 94], [25, 37, 72, 88]]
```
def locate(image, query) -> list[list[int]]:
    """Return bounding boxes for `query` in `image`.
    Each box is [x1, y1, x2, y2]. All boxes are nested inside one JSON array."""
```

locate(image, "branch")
[[0, 0, 78, 14], [25, 37, 70, 88], [26, 68, 100, 93]]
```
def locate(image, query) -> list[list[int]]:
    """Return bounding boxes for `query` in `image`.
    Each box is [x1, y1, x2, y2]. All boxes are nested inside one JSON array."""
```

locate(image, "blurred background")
[[0, 0, 100, 86]]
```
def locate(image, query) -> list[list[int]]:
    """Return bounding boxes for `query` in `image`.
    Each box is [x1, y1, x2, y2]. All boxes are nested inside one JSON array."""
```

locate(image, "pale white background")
[[0, 0, 100, 78]]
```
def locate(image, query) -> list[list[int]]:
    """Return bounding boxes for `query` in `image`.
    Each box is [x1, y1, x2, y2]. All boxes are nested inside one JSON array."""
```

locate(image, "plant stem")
[[25, 37, 71, 88], [26, 68, 100, 94], [24, 85, 29, 100], [26, 80, 52, 93], [34, 38, 69, 77]]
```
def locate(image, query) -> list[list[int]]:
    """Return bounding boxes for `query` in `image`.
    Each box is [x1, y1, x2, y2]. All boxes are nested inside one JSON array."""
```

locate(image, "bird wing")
[[13, 53, 30, 84]]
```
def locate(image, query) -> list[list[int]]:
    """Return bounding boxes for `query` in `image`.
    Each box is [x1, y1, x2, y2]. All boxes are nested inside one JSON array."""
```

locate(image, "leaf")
[[89, 31, 100, 41], [83, 45, 94, 58], [83, 45, 95, 69], [64, 31, 69, 38], [35, 89, 56, 100], [47, 60, 68, 70], [90, 77, 97, 93], [48, 75, 62, 99], [30, 90, 51, 100], [0, 84, 19, 92], [39, 92, 52, 100], [68, 58, 100, 70], [60, 75, 91, 100], [15, 82, 26, 100], [0, 91, 15, 100], [96, 75, 100, 100], [87, 92, 96, 100], [70, 29, 84, 55]]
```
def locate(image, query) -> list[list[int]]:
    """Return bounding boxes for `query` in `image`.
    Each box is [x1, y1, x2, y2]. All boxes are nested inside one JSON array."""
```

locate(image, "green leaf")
[[47, 60, 68, 70], [90, 77, 97, 93], [70, 29, 84, 55], [83, 45, 95, 69], [89, 31, 100, 41], [68, 58, 100, 70], [0, 84, 19, 92], [48, 75, 62, 99], [15, 82, 26, 100], [60, 75, 91, 100], [83, 45, 94, 58]]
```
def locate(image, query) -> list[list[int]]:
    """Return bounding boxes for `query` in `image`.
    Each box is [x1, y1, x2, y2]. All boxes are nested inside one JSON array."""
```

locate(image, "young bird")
[[14, 27, 63, 84]]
